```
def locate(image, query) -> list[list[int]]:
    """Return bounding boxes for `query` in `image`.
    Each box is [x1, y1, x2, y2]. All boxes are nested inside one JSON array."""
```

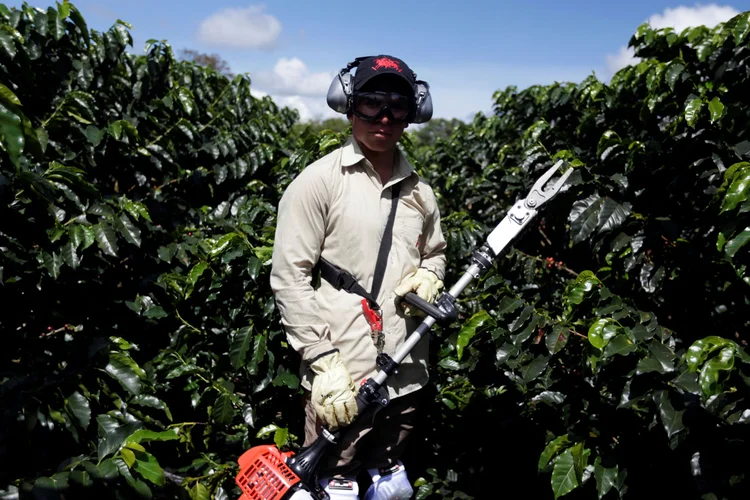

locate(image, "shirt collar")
[[341, 135, 419, 185]]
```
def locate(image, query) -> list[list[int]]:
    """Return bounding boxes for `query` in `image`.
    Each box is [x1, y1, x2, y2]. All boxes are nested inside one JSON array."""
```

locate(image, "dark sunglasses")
[[351, 91, 413, 122]]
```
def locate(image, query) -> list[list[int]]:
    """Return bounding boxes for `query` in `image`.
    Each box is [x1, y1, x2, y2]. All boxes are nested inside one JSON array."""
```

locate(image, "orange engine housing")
[[236, 445, 300, 500]]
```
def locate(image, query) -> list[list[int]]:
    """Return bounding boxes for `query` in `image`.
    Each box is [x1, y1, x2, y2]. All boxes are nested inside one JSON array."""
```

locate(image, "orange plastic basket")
[[236, 445, 301, 500]]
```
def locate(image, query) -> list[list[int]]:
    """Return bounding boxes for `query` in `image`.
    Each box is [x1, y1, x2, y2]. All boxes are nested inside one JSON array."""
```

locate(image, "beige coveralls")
[[270, 136, 447, 474]]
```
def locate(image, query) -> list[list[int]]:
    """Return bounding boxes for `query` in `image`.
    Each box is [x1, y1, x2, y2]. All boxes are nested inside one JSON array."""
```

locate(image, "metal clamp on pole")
[[402, 291, 458, 324]]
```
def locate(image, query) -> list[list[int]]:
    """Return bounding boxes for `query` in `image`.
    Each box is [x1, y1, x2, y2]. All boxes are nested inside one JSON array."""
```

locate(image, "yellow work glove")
[[309, 351, 358, 430], [394, 268, 444, 316]]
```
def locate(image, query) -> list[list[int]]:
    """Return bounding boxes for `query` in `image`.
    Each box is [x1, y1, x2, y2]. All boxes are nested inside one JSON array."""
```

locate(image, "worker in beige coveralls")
[[270, 55, 447, 500]]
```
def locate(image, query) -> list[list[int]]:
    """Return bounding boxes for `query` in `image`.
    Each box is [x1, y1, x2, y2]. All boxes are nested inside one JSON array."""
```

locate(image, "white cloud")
[[605, 46, 640, 75], [271, 94, 341, 122], [253, 57, 334, 96], [198, 5, 281, 49], [605, 4, 740, 74], [648, 4, 740, 32]]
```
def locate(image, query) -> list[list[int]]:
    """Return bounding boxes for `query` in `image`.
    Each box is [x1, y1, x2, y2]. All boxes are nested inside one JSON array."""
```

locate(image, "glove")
[[309, 351, 358, 430], [394, 268, 444, 316]]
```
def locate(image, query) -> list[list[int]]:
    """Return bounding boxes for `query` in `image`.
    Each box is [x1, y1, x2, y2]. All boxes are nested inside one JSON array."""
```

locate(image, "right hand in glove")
[[310, 351, 359, 430], [394, 268, 444, 317]]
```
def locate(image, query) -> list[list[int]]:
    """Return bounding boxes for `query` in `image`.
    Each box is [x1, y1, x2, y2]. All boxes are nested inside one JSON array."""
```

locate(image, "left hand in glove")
[[394, 268, 444, 316]]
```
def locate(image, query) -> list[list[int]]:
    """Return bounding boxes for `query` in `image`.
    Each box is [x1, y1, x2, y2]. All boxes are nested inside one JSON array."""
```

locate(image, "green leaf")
[[165, 363, 201, 380], [210, 232, 236, 257], [69, 4, 90, 46], [656, 390, 685, 438], [273, 427, 289, 449], [0, 103, 24, 166], [415, 482, 434, 500], [247, 255, 262, 280], [538, 434, 570, 470], [97, 419, 142, 459], [80, 225, 96, 250], [596, 198, 631, 233], [213, 393, 234, 425], [83, 459, 119, 480], [0, 27, 18, 59], [717, 231, 727, 252], [130, 395, 173, 421], [733, 12, 750, 45], [494, 295, 524, 317], [708, 97, 725, 124], [133, 450, 165, 486], [551, 449, 579, 499], [230, 326, 253, 369], [256, 424, 279, 439], [521, 355, 549, 383], [456, 310, 493, 360], [115, 213, 141, 247], [594, 457, 618, 499], [687, 336, 735, 371], [143, 306, 167, 319], [123, 199, 151, 222], [699, 347, 735, 396], [34, 473, 69, 491], [57, 1, 71, 19], [0, 83, 20, 106], [545, 325, 569, 355], [114, 457, 152, 498], [588, 319, 617, 349], [570, 195, 603, 244], [62, 240, 80, 270], [664, 61, 685, 90], [40, 251, 64, 279], [69, 470, 94, 487], [570, 442, 590, 483], [725, 228, 750, 258], [125, 428, 179, 445], [120, 448, 136, 468], [565, 271, 601, 306], [48, 7, 65, 40], [94, 223, 119, 257], [636, 356, 664, 375], [602, 335, 636, 358], [176, 87, 195, 115], [66, 391, 90, 429], [85, 125, 104, 146], [721, 166, 750, 212], [190, 482, 209, 500], [672, 371, 700, 394], [685, 98, 703, 127], [185, 261, 209, 298], [272, 368, 300, 389], [105, 352, 143, 395]]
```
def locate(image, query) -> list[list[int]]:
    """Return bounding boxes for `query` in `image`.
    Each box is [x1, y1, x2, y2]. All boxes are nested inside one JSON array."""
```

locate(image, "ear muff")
[[326, 70, 352, 114], [412, 80, 433, 124], [326, 56, 433, 124]]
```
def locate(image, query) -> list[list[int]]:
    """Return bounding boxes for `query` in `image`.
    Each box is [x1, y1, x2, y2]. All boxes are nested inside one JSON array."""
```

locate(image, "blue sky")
[[15, 1, 750, 121]]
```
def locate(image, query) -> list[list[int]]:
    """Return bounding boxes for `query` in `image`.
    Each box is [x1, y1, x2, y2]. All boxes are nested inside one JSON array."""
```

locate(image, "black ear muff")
[[411, 81, 433, 124], [326, 70, 352, 114]]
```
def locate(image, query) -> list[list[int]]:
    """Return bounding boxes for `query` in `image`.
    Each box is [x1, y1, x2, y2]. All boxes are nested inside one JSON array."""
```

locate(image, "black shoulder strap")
[[314, 182, 401, 310], [369, 182, 400, 302]]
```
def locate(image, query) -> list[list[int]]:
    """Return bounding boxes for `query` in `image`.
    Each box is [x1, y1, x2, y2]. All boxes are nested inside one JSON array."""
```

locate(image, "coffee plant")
[[0, 2, 748, 499]]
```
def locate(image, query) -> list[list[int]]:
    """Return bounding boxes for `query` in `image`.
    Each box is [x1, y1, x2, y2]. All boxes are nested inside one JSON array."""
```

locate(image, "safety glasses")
[[351, 91, 412, 122]]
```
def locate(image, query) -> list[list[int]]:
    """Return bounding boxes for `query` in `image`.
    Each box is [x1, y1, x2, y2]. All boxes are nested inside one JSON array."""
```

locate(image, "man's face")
[[350, 76, 410, 154]]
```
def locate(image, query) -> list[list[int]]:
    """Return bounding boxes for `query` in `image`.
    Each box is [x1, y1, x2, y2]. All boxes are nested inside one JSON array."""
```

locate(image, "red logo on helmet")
[[372, 57, 402, 72]]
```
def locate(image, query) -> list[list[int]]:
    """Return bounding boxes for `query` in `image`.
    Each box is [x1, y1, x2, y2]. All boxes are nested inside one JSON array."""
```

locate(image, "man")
[[270, 55, 447, 499]]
